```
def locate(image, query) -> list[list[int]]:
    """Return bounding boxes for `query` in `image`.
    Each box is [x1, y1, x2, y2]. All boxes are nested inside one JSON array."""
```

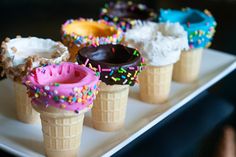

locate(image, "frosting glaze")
[[159, 8, 217, 49], [23, 62, 100, 113], [125, 21, 189, 66], [77, 44, 145, 86], [100, 1, 157, 32], [61, 18, 123, 47], [0, 36, 69, 82]]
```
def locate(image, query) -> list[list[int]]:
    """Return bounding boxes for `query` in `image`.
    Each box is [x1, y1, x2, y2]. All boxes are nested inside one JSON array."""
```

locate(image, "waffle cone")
[[92, 82, 129, 131], [173, 48, 203, 83], [14, 82, 40, 123], [33, 105, 86, 157], [139, 64, 173, 104]]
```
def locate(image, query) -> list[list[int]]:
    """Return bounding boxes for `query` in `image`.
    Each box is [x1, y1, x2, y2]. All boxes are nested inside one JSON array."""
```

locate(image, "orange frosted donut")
[[61, 18, 123, 61]]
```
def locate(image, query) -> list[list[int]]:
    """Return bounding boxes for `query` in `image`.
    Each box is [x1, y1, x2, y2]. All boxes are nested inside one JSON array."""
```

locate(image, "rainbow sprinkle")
[[80, 52, 145, 86], [61, 18, 124, 47]]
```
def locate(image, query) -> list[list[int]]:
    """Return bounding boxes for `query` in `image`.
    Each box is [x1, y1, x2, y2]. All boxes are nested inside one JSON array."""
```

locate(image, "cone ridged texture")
[[173, 48, 203, 83], [33, 105, 85, 157], [139, 64, 173, 104], [14, 82, 40, 123], [92, 83, 129, 131], [41, 113, 84, 157]]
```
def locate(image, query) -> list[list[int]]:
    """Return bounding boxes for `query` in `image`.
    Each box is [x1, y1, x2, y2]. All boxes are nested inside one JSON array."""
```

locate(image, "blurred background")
[[0, 0, 236, 157], [0, 0, 235, 54]]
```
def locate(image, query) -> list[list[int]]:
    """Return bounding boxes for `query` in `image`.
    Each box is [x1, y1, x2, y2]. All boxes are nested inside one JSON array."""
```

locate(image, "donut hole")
[[64, 21, 117, 37], [174, 11, 205, 24], [48, 69, 86, 84], [36, 63, 87, 85], [80, 45, 135, 64]]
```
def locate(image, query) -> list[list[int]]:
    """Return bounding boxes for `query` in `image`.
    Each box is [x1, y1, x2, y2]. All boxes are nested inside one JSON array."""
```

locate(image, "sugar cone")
[[173, 48, 203, 83], [33, 105, 85, 157], [92, 82, 129, 131], [14, 82, 40, 123], [139, 64, 173, 104]]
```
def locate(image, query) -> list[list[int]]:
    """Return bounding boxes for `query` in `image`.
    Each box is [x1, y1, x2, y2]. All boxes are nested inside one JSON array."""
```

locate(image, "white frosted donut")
[[125, 21, 189, 66], [0, 36, 69, 82]]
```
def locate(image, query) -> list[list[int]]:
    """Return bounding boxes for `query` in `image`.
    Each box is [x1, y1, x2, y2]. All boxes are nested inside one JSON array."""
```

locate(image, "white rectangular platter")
[[0, 49, 235, 157]]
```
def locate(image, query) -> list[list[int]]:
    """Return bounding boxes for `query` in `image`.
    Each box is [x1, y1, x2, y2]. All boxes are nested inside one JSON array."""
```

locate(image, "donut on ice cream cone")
[[0, 36, 69, 123], [61, 18, 123, 62], [125, 21, 188, 104], [77, 44, 144, 131], [159, 8, 217, 83], [99, 1, 157, 32], [23, 62, 100, 157]]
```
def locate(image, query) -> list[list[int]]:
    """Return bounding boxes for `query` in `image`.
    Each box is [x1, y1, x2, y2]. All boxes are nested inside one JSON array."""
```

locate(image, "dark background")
[[0, 0, 235, 157], [0, 0, 235, 54]]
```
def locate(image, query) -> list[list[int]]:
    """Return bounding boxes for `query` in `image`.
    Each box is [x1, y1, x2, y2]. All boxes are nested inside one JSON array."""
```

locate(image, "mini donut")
[[159, 8, 217, 49], [23, 62, 100, 113], [77, 44, 145, 86], [100, 1, 157, 31], [0, 36, 69, 82], [61, 18, 123, 61]]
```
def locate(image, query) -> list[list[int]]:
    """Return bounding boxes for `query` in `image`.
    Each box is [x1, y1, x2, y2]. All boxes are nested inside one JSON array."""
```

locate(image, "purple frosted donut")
[[100, 1, 157, 32]]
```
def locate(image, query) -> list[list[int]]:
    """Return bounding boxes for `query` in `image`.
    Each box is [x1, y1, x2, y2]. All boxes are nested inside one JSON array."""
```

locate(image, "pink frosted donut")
[[23, 62, 100, 113]]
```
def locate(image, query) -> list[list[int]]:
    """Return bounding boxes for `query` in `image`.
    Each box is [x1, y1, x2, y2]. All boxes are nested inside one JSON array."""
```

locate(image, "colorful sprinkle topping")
[[99, 1, 157, 32], [61, 18, 124, 47], [77, 44, 145, 86], [159, 8, 217, 48], [23, 62, 100, 113]]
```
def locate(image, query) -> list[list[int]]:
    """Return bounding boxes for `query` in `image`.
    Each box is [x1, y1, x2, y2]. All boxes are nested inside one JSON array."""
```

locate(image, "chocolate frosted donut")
[[77, 44, 145, 86], [100, 1, 157, 31]]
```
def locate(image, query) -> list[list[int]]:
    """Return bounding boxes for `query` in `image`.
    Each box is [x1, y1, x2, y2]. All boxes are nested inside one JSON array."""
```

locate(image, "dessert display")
[[159, 8, 217, 82], [125, 21, 188, 104], [0, 36, 69, 123], [23, 62, 100, 157], [0, 4, 223, 157], [61, 18, 123, 61], [100, 1, 157, 32], [77, 44, 144, 131]]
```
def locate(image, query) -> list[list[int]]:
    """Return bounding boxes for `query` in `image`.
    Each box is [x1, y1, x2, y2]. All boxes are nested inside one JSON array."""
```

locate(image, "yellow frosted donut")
[[61, 18, 123, 61]]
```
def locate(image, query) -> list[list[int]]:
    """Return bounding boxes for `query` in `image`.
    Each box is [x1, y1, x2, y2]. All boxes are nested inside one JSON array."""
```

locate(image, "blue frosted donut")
[[159, 8, 217, 49]]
